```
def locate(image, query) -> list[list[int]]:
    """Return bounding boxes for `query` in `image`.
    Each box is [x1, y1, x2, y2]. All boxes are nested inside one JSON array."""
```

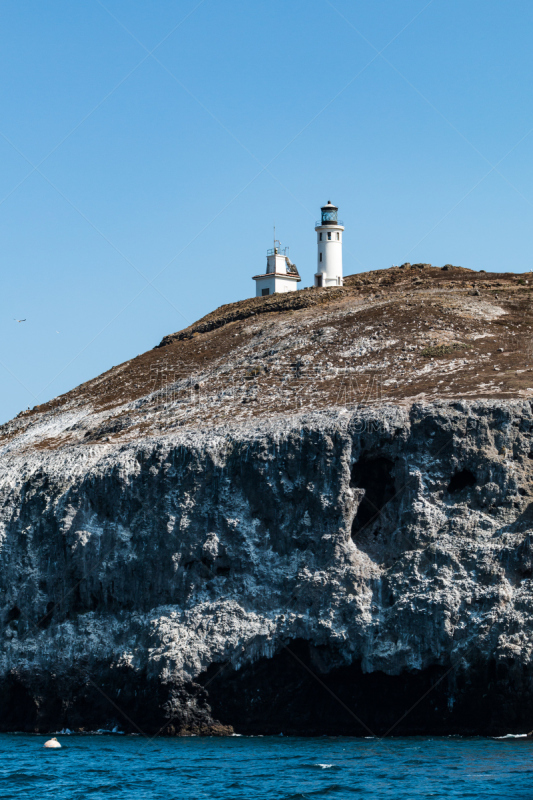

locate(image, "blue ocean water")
[[0, 734, 532, 799]]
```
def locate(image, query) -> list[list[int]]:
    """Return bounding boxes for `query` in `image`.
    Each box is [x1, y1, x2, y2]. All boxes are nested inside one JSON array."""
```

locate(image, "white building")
[[252, 241, 301, 297], [314, 201, 344, 287]]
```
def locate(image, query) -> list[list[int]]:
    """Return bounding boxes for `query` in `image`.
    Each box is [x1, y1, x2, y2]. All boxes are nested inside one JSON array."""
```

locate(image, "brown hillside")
[[3, 263, 533, 451]]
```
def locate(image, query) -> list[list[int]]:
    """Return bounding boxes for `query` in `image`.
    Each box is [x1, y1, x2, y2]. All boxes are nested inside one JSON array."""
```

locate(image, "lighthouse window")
[[327, 232, 331, 240], [262, 288, 270, 296], [336, 232, 340, 240], [319, 253, 322, 262], [319, 233, 322, 241]]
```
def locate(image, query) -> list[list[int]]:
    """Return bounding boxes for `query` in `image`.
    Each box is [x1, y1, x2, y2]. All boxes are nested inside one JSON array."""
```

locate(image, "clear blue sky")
[[1, 0, 533, 423]]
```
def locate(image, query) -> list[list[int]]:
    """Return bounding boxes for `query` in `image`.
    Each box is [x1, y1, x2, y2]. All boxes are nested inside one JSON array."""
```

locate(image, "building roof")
[[252, 272, 301, 281]]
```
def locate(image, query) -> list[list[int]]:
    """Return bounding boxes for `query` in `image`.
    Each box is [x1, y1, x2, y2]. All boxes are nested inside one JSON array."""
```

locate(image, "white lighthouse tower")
[[314, 201, 344, 287]]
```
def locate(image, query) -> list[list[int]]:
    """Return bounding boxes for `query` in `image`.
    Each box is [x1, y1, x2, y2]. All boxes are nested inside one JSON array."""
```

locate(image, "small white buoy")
[[43, 737, 61, 749]]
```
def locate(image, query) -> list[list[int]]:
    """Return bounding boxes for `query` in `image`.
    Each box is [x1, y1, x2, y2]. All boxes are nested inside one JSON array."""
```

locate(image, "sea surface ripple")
[[0, 734, 531, 799]]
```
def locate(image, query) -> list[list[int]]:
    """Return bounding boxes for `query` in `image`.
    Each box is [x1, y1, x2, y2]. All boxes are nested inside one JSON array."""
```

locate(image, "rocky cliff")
[[2, 265, 533, 736]]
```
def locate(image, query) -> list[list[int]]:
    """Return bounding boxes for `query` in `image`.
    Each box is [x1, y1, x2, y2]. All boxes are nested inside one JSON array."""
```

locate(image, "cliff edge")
[[1, 266, 533, 736]]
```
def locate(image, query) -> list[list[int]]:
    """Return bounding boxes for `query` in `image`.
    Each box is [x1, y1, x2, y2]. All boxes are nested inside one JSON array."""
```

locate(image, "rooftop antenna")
[[273, 223, 276, 253]]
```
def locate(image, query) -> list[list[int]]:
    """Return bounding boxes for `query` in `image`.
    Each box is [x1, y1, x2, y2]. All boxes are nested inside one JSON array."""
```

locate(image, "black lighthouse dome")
[[320, 201, 338, 225]]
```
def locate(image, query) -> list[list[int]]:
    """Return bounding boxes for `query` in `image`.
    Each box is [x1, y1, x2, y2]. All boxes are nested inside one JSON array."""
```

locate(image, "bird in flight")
[[13, 318, 26, 323]]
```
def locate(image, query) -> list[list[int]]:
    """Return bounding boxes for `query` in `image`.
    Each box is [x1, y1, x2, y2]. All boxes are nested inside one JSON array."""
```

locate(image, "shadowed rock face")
[[1, 399, 533, 735], [201, 641, 533, 737]]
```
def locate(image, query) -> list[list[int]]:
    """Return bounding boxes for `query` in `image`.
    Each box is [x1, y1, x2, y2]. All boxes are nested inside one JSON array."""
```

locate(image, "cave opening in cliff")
[[447, 468, 476, 494], [198, 639, 497, 736], [350, 456, 395, 538]]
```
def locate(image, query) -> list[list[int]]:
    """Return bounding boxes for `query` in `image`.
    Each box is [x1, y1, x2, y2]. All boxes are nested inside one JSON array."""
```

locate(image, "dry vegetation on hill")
[[3, 263, 533, 450]]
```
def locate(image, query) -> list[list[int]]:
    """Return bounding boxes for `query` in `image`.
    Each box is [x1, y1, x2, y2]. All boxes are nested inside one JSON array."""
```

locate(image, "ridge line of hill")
[[156, 264, 485, 347]]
